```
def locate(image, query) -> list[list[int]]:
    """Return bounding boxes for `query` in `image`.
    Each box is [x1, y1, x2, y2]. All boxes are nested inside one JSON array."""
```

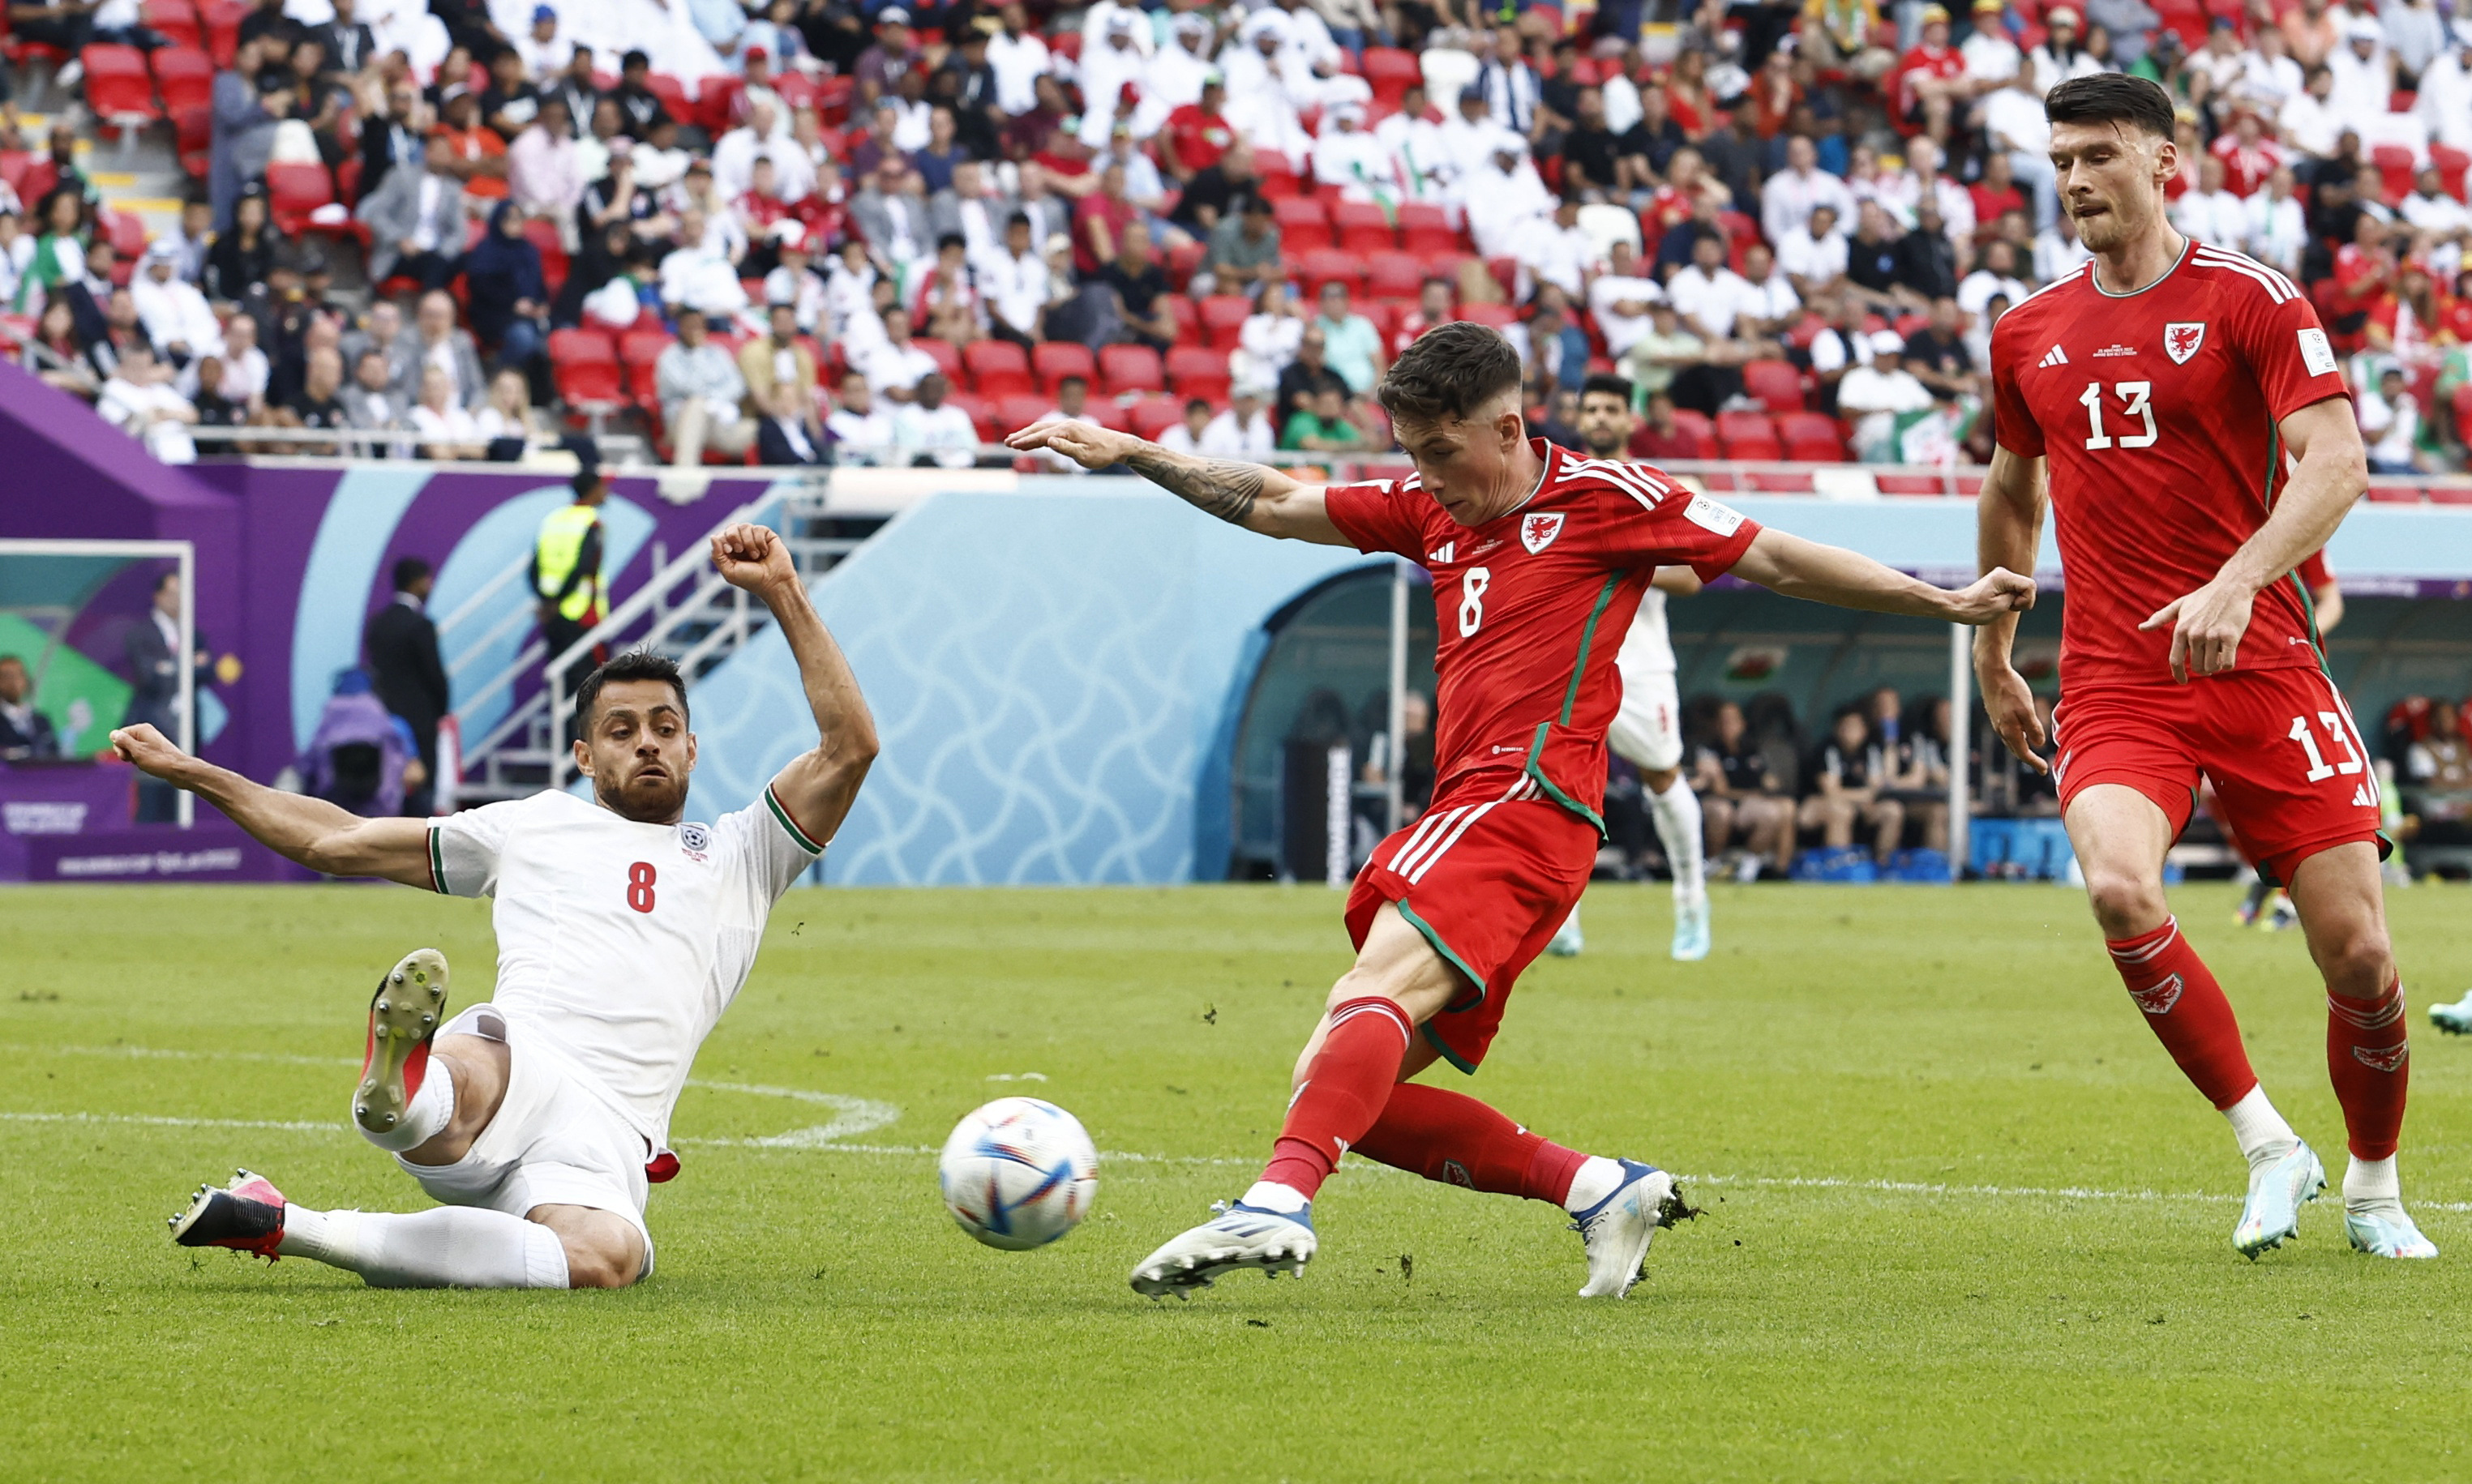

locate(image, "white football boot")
[[2346, 1204, 2440, 1259], [1671, 895, 1711, 962], [1129, 1200, 1317, 1298], [1547, 911, 1583, 958], [2427, 991, 2472, 1037], [1570, 1159, 1682, 1298], [2233, 1140, 2325, 1259]]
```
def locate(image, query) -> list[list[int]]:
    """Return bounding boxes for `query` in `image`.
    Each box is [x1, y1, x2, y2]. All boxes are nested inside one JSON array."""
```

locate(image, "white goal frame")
[[0, 538, 197, 828]]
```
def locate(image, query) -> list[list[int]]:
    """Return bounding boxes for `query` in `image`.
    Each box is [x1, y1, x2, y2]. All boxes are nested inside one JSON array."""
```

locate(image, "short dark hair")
[[2044, 73, 2175, 139], [153, 570, 178, 595], [576, 648, 688, 729], [936, 231, 966, 252], [1185, 396, 1211, 414], [1059, 374, 1088, 392], [1580, 372, 1632, 404], [391, 556, 432, 592], [1376, 321, 1522, 425]]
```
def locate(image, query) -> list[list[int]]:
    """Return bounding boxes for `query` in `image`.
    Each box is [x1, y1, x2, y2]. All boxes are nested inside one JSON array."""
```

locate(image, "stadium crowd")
[[0, 0, 2468, 473]]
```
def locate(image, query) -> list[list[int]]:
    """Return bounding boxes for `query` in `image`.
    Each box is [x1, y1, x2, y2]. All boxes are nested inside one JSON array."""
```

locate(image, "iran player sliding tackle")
[[117, 524, 873, 1288], [1978, 74, 2433, 1259], [1009, 323, 2034, 1298]]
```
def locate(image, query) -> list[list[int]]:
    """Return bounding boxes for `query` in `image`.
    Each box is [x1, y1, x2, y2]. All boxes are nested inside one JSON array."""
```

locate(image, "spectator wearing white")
[[1664, 232, 1763, 343], [2026, 5, 2104, 93], [2281, 64, 2345, 157], [985, 2, 1052, 116], [1375, 83, 1453, 205], [2358, 365, 2422, 473], [1232, 279, 1306, 391], [1469, 24, 1542, 136], [1848, 140, 1915, 225], [668, 161, 750, 264], [859, 306, 940, 404], [2414, 24, 2471, 151], [1030, 374, 1103, 475], [1760, 135, 1857, 249], [935, 160, 1016, 268], [1464, 138, 1553, 259], [1589, 239, 1664, 357], [658, 207, 752, 322], [2234, 24, 2305, 113], [1148, 15, 1216, 109], [2401, 164, 2471, 280], [1080, 0, 1155, 58], [979, 212, 1049, 348], [1436, 86, 1514, 198], [1777, 202, 1851, 297], [762, 233, 829, 332], [1735, 244, 1802, 340], [654, 306, 756, 467], [1313, 102, 1402, 203], [2033, 205, 2093, 281], [1221, 14, 1314, 166], [1272, 0, 1343, 93], [1837, 331, 1935, 461], [215, 312, 270, 410], [1900, 137, 1976, 242], [474, 367, 544, 448], [99, 344, 199, 464], [825, 369, 892, 461], [1156, 396, 1215, 455], [514, 5, 572, 80], [1200, 383, 1279, 458], [1512, 195, 1595, 299], [2326, 18, 2393, 133], [825, 241, 884, 356], [1956, 237, 2028, 320], [408, 363, 483, 461], [891, 372, 979, 469], [2191, 17, 2249, 99], [2171, 155, 2250, 248], [131, 242, 222, 367], [1806, 299, 1878, 402], [1074, 17, 1152, 151], [2244, 165, 2310, 273], [508, 96, 585, 238], [1960, 0, 2024, 91], [2384, 0, 2447, 81], [1100, 127, 1176, 220], [713, 97, 812, 204]]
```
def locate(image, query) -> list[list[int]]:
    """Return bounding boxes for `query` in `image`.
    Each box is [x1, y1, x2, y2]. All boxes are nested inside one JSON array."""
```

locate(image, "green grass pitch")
[[6, 880, 2472, 1480]]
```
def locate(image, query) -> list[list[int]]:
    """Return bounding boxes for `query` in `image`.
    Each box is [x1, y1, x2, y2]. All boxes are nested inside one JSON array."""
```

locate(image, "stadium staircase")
[[447, 477, 866, 803]]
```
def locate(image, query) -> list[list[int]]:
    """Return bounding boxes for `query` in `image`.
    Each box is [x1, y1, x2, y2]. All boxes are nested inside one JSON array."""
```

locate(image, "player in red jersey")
[[1009, 324, 2035, 1298], [1978, 74, 2435, 1260]]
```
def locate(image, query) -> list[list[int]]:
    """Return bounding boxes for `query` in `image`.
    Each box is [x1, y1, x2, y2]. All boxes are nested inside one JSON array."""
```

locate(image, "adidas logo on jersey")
[[2037, 344, 2068, 367], [1428, 541, 1455, 565], [2354, 783, 2376, 808]]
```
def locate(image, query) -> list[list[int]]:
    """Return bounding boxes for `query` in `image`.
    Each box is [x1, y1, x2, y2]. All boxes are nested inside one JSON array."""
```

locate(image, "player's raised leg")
[[2286, 842, 2436, 1259], [2066, 784, 2323, 1258]]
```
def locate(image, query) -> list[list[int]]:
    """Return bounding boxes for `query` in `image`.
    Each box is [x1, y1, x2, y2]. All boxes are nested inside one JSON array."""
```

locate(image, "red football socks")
[[2328, 977, 2410, 1161], [1352, 1082, 1590, 1206], [2106, 917, 2258, 1110], [1259, 997, 1415, 1200]]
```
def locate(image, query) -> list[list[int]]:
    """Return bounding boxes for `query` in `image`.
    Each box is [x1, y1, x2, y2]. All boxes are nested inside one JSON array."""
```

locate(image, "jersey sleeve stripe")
[[2192, 248, 2294, 302], [765, 785, 828, 855], [2195, 246, 2299, 301], [2010, 263, 2088, 308], [426, 824, 448, 894]]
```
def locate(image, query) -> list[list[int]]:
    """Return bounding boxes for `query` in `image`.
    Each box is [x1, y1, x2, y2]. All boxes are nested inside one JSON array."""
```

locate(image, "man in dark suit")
[[363, 556, 450, 815], [125, 571, 212, 822], [0, 656, 60, 760]]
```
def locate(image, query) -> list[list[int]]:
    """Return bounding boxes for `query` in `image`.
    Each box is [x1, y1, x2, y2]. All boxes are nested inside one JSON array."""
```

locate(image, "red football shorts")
[[1343, 773, 1599, 1074], [2052, 669, 2386, 886]]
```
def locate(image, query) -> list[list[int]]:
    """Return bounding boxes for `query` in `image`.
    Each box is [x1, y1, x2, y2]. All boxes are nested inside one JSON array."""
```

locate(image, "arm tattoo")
[[1125, 448, 1267, 527]]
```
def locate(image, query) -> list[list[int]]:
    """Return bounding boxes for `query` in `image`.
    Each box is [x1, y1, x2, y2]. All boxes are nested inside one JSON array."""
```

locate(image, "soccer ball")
[[938, 1097, 1099, 1251]]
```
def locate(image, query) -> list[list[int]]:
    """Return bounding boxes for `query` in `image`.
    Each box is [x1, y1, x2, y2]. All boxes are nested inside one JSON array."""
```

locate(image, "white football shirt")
[[428, 785, 825, 1149], [1614, 586, 1676, 678]]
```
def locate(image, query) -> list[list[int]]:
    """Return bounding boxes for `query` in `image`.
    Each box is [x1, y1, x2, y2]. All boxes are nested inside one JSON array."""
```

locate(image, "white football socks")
[[278, 1204, 570, 1289], [1562, 1156, 1626, 1214], [354, 1058, 456, 1153], [2223, 1084, 2300, 1170], [1240, 1180, 1310, 1215], [1646, 777, 1706, 904], [2344, 1154, 2403, 1217]]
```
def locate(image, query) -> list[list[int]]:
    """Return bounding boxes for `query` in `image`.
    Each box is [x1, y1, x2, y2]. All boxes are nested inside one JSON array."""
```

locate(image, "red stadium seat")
[[174, 103, 211, 177], [1032, 340, 1095, 391], [264, 161, 335, 236], [1716, 409, 1782, 460], [1128, 396, 1185, 439], [1272, 196, 1332, 251], [2427, 485, 2472, 506], [97, 206, 148, 263], [1742, 359, 1804, 413], [1165, 292, 1199, 345], [945, 388, 995, 443], [997, 392, 1053, 434], [141, 0, 199, 48], [916, 336, 963, 383], [1876, 473, 1948, 496], [522, 216, 568, 295], [1459, 302, 1517, 329], [1777, 411, 1847, 462], [696, 75, 742, 134], [149, 45, 212, 115], [1365, 250, 1425, 300], [645, 73, 693, 126], [1164, 238, 1206, 293], [1330, 199, 1395, 253], [2364, 484, 2424, 503], [1099, 343, 1165, 395], [1485, 256, 1519, 299], [1745, 469, 1814, 492], [79, 45, 156, 127], [1664, 408, 1717, 460], [1198, 293, 1252, 349], [1360, 46, 1421, 106], [548, 327, 621, 408], [198, 0, 243, 66], [2371, 144, 2415, 203], [619, 329, 672, 407], [2435, 143, 2470, 202], [1166, 344, 1231, 403], [962, 338, 1033, 397], [1395, 203, 1457, 255], [1295, 248, 1364, 297], [1256, 163, 1304, 199]]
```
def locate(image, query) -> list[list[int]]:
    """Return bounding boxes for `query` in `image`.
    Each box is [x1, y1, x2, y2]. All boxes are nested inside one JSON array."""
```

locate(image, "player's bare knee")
[[2315, 928, 2394, 999], [2082, 868, 2167, 938], [545, 1218, 644, 1289]]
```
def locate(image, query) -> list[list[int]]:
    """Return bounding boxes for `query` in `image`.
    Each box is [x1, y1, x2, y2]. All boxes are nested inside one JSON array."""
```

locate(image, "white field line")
[[8, 1043, 2466, 1212]]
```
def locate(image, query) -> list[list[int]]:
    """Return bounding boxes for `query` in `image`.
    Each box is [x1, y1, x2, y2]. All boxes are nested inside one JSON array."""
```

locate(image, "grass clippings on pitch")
[[4, 881, 2472, 1482]]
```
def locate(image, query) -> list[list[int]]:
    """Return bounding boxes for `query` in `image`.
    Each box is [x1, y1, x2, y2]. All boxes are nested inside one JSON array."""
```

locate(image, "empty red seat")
[[943, 388, 995, 443], [80, 45, 156, 124], [1330, 199, 1395, 254], [1099, 343, 1165, 395], [619, 329, 672, 406], [1163, 239, 1206, 293], [1165, 292, 1199, 344], [1032, 340, 1095, 391], [2426, 485, 2472, 506], [915, 336, 963, 383], [264, 160, 335, 236], [1661, 408, 1717, 460], [996, 392, 1055, 434], [1716, 409, 1781, 460], [1742, 359, 1803, 413], [1776, 411, 1845, 462], [2434, 143, 2469, 202], [548, 327, 621, 407], [1745, 469, 1814, 492], [198, 0, 243, 65], [1360, 46, 1421, 105], [1459, 302, 1517, 329], [1272, 196, 1332, 251], [1256, 161, 1303, 199], [2364, 484, 2424, 504], [1166, 344, 1231, 402], [523, 216, 568, 293], [962, 338, 1033, 397], [2371, 144, 2415, 203], [1198, 293, 1253, 349], [1876, 473, 1948, 497], [149, 44, 212, 114], [141, 0, 199, 48], [1364, 250, 1425, 301], [1295, 248, 1365, 298], [1396, 203, 1456, 255], [1128, 396, 1185, 439]]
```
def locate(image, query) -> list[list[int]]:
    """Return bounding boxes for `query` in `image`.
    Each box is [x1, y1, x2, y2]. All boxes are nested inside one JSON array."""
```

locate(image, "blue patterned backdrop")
[[683, 487, 1376, 884]]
